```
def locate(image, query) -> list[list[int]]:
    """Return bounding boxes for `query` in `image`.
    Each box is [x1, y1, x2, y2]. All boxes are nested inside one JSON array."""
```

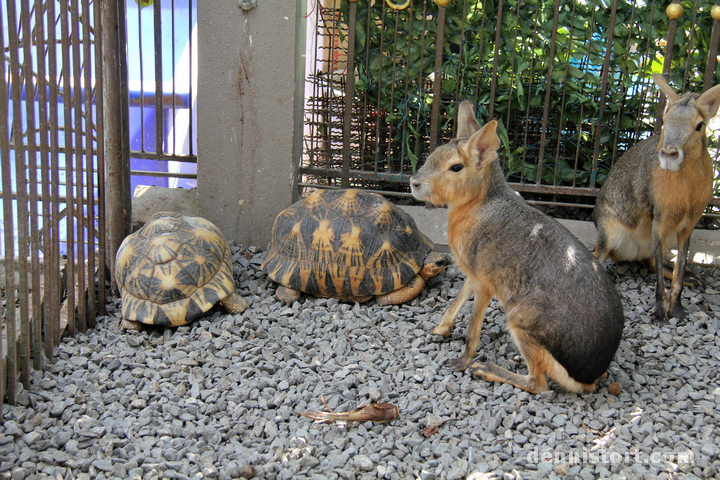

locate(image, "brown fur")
[[410, 101, 625, 394], [593, 74, 720, 324]]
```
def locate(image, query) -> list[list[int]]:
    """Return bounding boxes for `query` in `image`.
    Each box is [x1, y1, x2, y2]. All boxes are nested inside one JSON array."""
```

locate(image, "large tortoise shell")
[[262, 189, 433, 300], [115, 212, 236, 326]]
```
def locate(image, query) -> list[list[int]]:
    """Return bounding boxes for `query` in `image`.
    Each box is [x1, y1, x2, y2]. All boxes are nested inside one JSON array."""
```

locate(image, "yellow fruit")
[[665, 3, 684, 20], [712, 5, 720, 21]]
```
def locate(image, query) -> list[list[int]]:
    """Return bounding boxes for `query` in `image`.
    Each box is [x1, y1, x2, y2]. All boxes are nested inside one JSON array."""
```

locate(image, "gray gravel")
[[2, 242, 720, 480]]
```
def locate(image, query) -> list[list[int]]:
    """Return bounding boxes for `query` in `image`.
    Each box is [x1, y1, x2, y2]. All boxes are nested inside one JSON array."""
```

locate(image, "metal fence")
[[301, 0, 720, 211], [127, 0, 197, 194], [0, 0, 106, 406]]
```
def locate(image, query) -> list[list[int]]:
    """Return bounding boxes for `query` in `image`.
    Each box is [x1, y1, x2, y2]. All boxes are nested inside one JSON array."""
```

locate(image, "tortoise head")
[[419, 252, 451, 280]]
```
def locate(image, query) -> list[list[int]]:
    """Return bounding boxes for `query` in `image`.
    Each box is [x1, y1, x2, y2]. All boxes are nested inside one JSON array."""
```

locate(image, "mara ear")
[[652, 73, 680, 103], [697, 82, 720, 119], [456, 101, 482, 138], [463, 120, 500, 170]]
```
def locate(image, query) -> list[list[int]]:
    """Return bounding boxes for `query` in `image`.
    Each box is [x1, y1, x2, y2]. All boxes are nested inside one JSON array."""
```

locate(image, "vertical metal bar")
[[154, 0, 164, 156], [19, 0, 38, 387], [400, 1, 414, 174], [94, 0, 107, 316], [657, 1, 681, 130], [634, 0, 657, 142], [71, 0, 87, 332], [20, 0, 39, 379], [60, 0, 77, 337], [188, 0, 194, 156], [451, 0, 467, 130], [519, 3, 542, 184], [0, 0, 15, 406], [326, 3, 338, 172], [34, 0, 52, 370], [103, 0, 130, 291], [681, 0, 700, 90], [387, 10, 400, 172], [359, 1, 373, 173], [138, 4, 145, 152], [120, 1, 131, 239], [429, 5, 446, 150], [589, 0, 618, 190], [607, 2, 638, 171], [47, 0, 61, 356], [6, 0, 29, 404], [82, 0, 96, 326], [341, 0, 358, 188], [572, 0, 599, 184], [373, 3, 387, 171], [472, 0, 488, 102], [536, 0, 561, 185], [502, 2, 522, 148], [171, 0, 177, 155], [703, 4, 720, 92], [552, 0, 576, 186], [306, 1, 320, 174], [412, 0, 428, 165], [487, 0, 504, 119]]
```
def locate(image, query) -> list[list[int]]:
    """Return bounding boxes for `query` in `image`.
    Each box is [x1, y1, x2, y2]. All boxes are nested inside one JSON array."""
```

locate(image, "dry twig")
[[297, 399, 400, 424]]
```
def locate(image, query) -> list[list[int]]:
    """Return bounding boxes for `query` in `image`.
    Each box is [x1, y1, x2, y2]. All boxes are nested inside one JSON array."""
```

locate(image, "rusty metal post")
[[589, 0, 618, 190], [46, 0, 61, 357], [657, 1, 683, 130], [341, 0, 359, 188], [5, 0, 29, 404], [94, 0, 108, 317], [536, 0, 562, 185], [429, 0, 449, 150], [19, 0, 37, 389], [487, 0, 504, 120], [102, 0, 130, 291], [704, 5, 720, 92], [0, 0, 15, 407]]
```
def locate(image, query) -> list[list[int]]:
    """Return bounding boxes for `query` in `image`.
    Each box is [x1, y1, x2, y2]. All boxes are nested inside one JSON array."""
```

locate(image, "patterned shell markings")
[[262, 189, 433, 300], [115, 213, 236, 326]]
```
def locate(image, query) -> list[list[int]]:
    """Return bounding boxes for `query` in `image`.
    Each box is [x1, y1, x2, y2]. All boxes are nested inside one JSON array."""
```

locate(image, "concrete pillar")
[[197, 0, 305, 247]]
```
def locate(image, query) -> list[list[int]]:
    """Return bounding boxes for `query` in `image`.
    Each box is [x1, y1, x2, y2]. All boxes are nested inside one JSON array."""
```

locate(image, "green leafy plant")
[[330, 0, 719, 200]]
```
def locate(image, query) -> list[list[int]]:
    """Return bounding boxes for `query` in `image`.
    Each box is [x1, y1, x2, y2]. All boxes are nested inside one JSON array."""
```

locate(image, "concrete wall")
[[197, 0, 305, 247]]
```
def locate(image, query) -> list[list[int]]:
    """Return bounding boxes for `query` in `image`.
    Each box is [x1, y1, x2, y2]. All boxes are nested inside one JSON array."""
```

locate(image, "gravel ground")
[[2, 242, 720, 480]]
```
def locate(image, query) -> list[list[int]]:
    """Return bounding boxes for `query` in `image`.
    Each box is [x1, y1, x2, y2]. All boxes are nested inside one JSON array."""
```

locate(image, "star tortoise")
[[115, 212, 248, 327], [262, 189, 449, 305]]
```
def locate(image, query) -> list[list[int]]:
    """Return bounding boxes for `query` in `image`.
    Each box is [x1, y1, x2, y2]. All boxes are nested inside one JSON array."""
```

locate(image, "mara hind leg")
[[470, 327, 596, 394], [594, 215, 653, 265], [643, 257, 704, 290]]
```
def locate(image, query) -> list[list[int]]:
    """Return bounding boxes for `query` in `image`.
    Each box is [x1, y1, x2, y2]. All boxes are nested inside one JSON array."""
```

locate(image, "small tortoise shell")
[[115, 212, 236, 326]]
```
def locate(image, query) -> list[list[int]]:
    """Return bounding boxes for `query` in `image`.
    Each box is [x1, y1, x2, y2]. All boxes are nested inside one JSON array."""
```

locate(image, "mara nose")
[[660, 147, 679, 160], [410, 178, 421, 190]]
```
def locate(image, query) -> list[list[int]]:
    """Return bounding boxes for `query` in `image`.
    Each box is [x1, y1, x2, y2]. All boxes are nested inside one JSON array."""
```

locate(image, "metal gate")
[[0, 0, 106, 406], [301, 0, 720, 211]]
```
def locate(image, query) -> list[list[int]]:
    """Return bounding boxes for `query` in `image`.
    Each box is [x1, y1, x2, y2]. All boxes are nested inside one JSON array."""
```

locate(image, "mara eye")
[[449, 163, 464, 173], [696, 121, 705, 131]]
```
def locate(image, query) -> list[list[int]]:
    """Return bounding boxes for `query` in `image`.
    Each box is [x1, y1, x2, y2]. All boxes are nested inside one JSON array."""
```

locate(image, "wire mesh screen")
[[301, 0, 720, 210]]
